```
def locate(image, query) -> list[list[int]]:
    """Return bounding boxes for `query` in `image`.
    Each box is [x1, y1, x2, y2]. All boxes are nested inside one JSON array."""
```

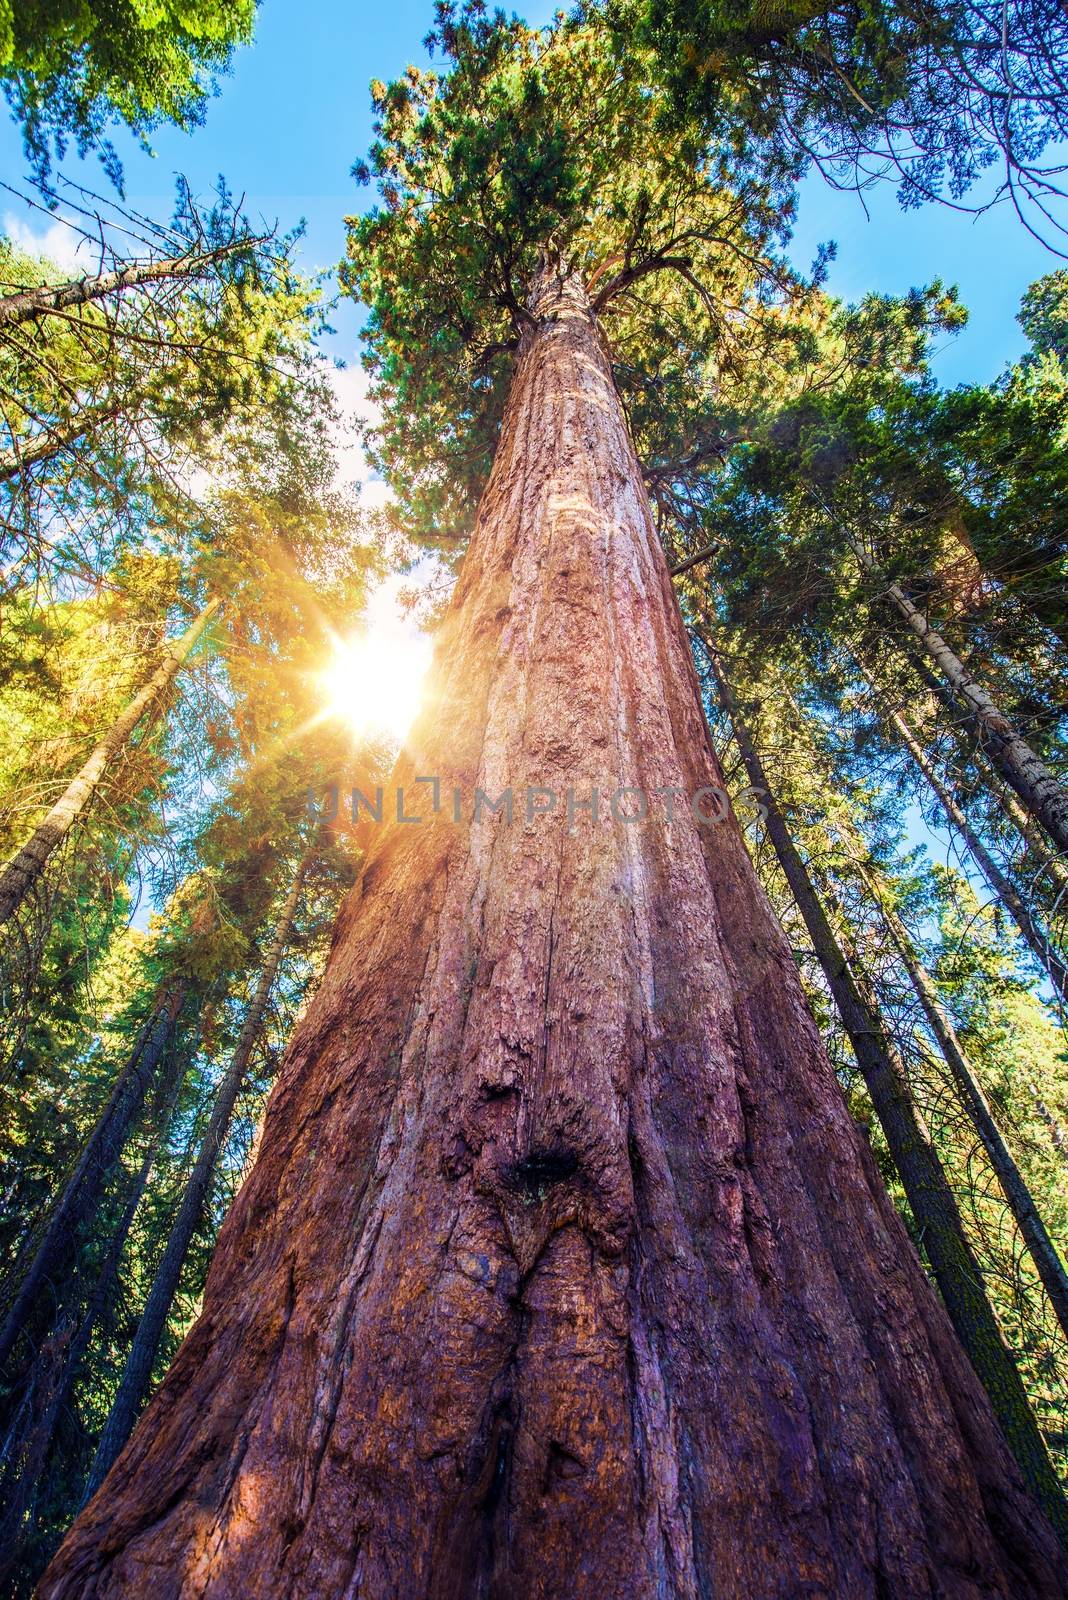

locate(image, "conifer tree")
[[628, 0, 1068, 244], [0, 601, 219, 930], [0, 738, 363, 1585], [1, 1, 256, 186], [44, 11, 1068, 1594], [84, 844, 316, 1499], [701, 632, 1068, 1528]]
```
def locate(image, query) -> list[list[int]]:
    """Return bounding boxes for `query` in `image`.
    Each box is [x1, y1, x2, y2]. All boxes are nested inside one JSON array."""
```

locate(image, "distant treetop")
[[0, 0, 257, 189], [624, 0, 1068, 249]]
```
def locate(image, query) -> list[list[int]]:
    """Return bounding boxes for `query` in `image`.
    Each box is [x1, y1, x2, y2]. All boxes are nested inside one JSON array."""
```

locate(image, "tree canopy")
[[1, 0, 257, 186], [4, 1, 1068, 1590], [627, 0, 1068, 246]]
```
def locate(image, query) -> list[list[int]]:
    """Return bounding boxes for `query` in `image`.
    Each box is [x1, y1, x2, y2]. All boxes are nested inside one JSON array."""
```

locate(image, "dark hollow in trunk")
[[43, 267, 1068, 1598]]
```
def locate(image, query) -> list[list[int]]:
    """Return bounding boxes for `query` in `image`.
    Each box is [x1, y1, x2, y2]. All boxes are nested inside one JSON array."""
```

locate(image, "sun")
[[321, 627, 431, 744]]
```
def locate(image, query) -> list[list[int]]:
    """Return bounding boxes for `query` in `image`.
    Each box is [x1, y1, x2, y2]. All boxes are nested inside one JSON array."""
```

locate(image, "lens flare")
[[321, 628, 431, 743]]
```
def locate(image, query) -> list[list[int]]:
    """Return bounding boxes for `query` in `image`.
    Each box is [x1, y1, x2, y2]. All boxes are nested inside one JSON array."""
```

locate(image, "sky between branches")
[[0, 0, 1060, 924], [0, 0, 1063, 395]]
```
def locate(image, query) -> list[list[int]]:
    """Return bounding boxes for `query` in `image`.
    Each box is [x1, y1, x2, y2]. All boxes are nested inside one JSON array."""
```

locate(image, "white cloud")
[[359, 475, 393, 511], [359, 554, 449, 656], [364, 564, 432, 635], [321, 358, 394, 510], [3, 211, 90, 277], [328, 358, 379, 426]]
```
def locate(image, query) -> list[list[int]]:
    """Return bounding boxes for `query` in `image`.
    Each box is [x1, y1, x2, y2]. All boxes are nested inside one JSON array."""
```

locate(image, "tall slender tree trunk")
[[0, 236, 261, 328], [83, 861, 308, 1500], [0, 601, 218, 930], [845, 530, 1068, 856], [861, 666, 1068, 1002], [0, 985, 186, 1372], [703, 640, 1068, 1541], [852, 857, 1068, 1341], [0, 1031, 187, 1579], [869, 645, 1068, 903], [44, 266, 1068, 1598]]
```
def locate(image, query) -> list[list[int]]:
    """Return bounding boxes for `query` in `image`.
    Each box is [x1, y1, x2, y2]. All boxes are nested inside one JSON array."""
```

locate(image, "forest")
[[1, 0, 1068, 1595]]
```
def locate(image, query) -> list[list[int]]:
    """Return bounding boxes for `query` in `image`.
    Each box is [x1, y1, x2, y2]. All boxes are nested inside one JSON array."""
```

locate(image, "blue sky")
[[0, 0, 1062, 386], [3, 2, 1057, 923]]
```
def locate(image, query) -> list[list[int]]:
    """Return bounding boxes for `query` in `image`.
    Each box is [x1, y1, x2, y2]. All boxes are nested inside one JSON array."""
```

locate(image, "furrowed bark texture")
[[44, 268, 1068, 1598], [703, 643, 1068, 1537]]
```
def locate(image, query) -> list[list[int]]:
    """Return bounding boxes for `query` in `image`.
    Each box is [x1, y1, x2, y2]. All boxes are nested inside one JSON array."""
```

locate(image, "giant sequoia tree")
[[42, 10, 1068, 1595]]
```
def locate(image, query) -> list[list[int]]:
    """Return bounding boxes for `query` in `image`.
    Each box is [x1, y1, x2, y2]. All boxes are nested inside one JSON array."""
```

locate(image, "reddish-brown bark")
[[42, 266, 1068, 1598]]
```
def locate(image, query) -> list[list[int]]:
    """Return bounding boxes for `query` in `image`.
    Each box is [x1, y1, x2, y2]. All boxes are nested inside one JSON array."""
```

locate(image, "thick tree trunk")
[[0, 237, 260, 329], [0, 601, 218, 930], [854, 859, 1068, 1342], [865, 673, 1068, 1003], [83, 862, 308, 1500], [847, 531, 1068, 856], [0, 985, 186, 1373], [44, 267, 1068, 1598], [703, 642, 1068, 1540]]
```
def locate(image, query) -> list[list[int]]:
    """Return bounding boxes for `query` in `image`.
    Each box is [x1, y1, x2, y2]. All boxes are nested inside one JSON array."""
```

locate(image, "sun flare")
[[321, 627, 431, 744]]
